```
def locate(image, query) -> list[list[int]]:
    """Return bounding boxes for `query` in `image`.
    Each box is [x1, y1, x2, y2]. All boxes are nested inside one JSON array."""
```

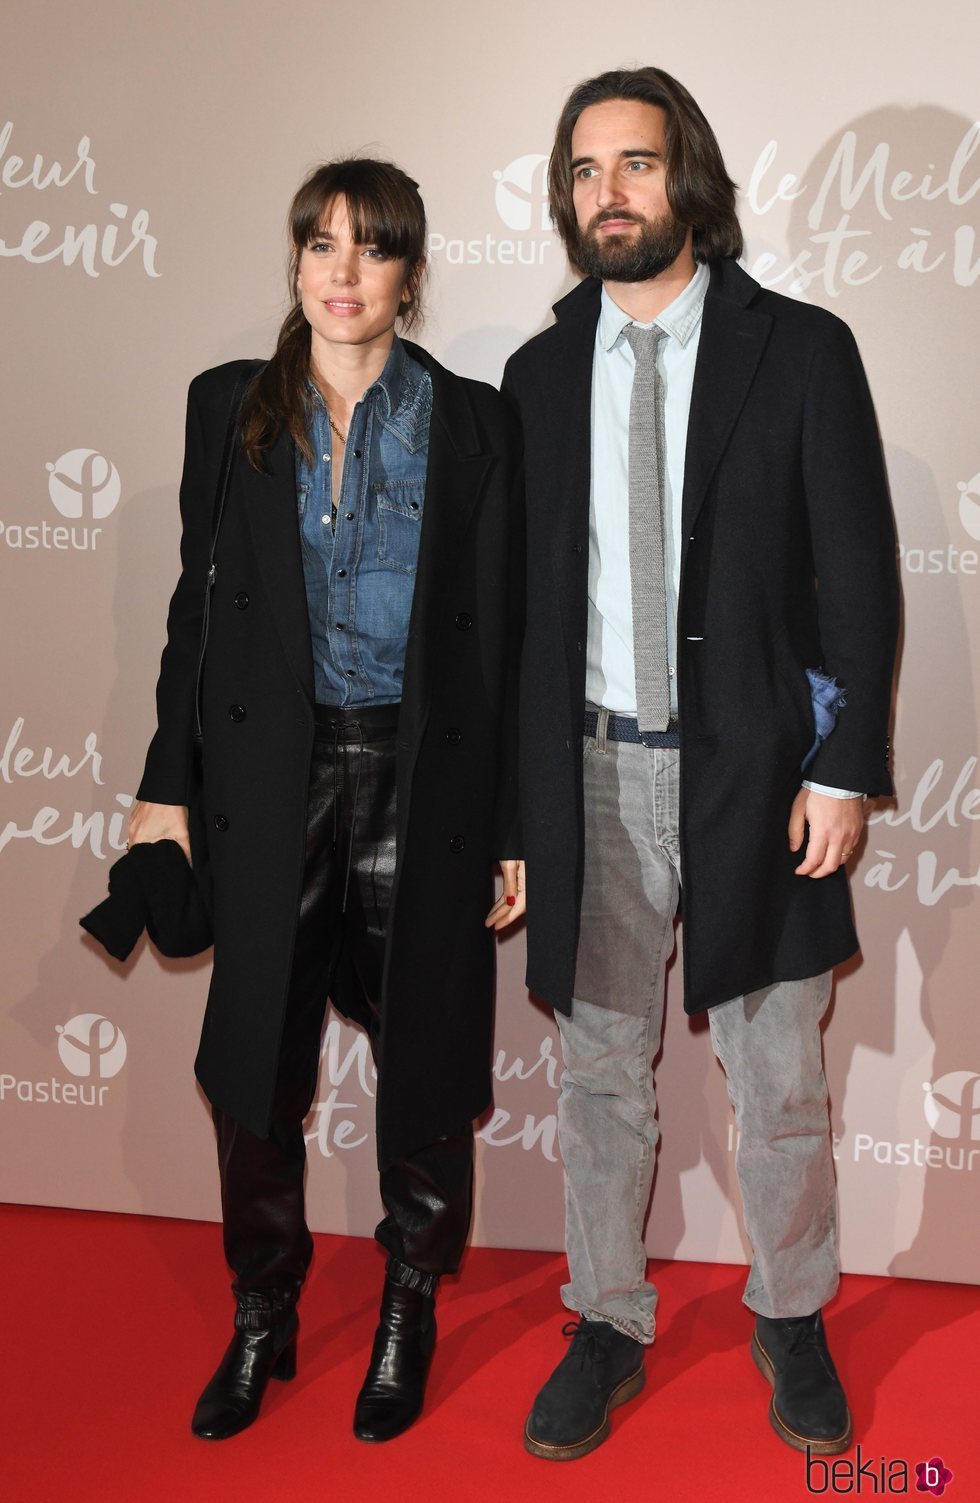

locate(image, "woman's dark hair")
[[243, 157, 427, 469], [547, 67, 743, 270]]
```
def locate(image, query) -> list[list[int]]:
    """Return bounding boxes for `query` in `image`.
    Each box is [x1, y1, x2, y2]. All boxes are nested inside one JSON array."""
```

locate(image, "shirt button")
[[345, 669, 356, 678], [321, 515, 330, 524], [455, 612, 473, 631], [322, 454, 330, 462], [410, 501, 419, 511], [233, 591, 249, 610], [345, 512, 354, 521], [445, 727, 462, 746], [229, 704, 246, 722], [449, 834, 466, 853], [213, 814, 229, 832], [572, 542, 583, 553], [337, 569, 347, 578], [353, 449, 363, 459], [335, 623, 345, 631]]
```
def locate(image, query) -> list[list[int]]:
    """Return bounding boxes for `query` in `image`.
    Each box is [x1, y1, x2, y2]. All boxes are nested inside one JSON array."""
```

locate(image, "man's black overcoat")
[[502, 258, 898, 1016], [138, 345, 523, 1164]]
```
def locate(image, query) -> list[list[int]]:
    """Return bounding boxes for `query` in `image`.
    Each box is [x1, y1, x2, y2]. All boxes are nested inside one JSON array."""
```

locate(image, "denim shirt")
[[296, 337, 432, 705]]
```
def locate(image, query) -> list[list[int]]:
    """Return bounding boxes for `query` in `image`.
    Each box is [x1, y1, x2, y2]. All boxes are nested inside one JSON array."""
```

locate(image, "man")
[[502, 68, 897, 1462]]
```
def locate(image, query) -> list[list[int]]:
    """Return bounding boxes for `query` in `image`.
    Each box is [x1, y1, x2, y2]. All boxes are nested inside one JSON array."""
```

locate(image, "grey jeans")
[[557, 721, 839, 1343]]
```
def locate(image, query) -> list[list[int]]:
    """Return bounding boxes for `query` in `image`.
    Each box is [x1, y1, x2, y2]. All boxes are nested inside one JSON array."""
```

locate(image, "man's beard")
[[572, 208, 688, 282]]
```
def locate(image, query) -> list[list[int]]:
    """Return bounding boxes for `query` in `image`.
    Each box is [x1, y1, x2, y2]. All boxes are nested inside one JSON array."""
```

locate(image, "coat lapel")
[[681, 260, 772, 543], [541, 283, 599, 633], [398, 342, 491, 724], [238, 431, 315, 703]]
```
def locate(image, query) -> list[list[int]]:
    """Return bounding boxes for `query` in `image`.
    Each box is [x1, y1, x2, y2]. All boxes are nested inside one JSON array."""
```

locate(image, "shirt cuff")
[[803, 781, 865, 800]]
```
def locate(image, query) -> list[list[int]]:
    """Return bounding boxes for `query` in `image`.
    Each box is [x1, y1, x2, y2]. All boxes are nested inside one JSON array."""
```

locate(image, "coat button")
[[213, 814, 229, 832], [234, 591, 249, 610], [449, 834, 466, 853], [229, 704, 246, 722], [572, 542, 583, 553], [445, 727, 462, 746], [455, 612, 473, 631]]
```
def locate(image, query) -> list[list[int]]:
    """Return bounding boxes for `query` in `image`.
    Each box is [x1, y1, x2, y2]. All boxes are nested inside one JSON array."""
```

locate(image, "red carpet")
[[4, 1204, 977, 1503]]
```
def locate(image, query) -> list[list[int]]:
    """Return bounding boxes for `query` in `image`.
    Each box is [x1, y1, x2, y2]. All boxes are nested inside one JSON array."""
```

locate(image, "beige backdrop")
[[2, 0, 978, 1285]]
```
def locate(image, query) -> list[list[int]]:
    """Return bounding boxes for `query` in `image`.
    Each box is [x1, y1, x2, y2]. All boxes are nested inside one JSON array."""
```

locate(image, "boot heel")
[[272, 1337, 297, 1382]]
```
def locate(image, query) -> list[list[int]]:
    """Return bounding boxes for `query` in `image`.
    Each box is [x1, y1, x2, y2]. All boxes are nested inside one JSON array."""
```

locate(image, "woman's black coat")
[[138, 345, 523, 1166]]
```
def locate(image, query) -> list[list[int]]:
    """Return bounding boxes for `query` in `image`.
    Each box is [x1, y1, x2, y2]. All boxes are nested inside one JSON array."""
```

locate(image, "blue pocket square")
[[802, 669, 846, 771]]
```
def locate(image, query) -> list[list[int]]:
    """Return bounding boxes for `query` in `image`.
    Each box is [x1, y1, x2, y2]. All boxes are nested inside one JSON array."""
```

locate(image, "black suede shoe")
[[524, 1317, 646, 1461], [353, 1258, 437, 1443], [191, 1291, 298, 1441], [752, 1310, 852, 1455]]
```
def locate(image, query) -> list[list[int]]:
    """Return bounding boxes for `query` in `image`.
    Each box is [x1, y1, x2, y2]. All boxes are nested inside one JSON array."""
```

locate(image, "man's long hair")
[[547, 67, 743, 271], [242, 157, 427, 470]]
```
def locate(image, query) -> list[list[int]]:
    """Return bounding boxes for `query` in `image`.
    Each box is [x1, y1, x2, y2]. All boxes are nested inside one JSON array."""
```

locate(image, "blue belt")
[[583, 709, 680, 749]]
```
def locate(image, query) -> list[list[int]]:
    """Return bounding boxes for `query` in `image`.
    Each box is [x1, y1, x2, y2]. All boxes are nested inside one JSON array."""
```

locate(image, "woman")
[[130, 158, 525, 1443]]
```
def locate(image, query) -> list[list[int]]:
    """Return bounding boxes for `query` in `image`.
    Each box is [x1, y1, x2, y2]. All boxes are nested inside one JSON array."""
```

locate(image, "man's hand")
[[485, 859, 526, 930], [789, 788, 864, 878], [127, 800, 192, 865]]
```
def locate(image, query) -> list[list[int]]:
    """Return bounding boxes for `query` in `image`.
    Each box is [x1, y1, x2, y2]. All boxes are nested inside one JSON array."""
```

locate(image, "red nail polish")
[[506, 895, 516, 906]]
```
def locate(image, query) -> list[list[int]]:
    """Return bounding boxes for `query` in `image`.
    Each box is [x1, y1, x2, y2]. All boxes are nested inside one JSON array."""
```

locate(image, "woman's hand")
[[127, 800, 192, 865], [485, 859, 525, 931]]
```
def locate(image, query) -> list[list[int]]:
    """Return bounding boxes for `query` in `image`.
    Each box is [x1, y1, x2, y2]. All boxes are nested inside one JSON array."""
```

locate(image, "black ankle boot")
[[353, 1257, 437, 1442], [752, 1310, 852, 1454], [191, 1290, 299, 1440]]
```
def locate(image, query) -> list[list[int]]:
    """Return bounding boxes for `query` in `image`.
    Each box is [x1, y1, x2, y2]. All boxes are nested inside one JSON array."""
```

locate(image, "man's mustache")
[[588, 210, 645, 232]]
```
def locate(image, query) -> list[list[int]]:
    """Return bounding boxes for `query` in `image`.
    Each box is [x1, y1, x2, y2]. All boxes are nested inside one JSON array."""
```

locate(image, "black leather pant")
[[213, 703, 474, 1300]]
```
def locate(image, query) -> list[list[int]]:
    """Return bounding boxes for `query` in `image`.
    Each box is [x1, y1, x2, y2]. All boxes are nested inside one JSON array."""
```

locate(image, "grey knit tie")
[[623, 323, 671, 733]]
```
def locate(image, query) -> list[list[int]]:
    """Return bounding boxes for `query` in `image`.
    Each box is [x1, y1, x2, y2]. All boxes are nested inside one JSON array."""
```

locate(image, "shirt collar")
[[306, 334, 409, 419], [598, 260, 710, 353]]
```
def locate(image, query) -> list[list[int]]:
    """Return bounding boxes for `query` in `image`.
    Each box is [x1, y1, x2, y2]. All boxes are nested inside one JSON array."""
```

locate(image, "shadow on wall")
[[8, 478, 216, 1236], [780, 105, 979, 1284]]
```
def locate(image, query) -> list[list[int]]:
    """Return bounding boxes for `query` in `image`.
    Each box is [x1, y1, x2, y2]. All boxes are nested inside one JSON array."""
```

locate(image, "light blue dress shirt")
[[585, 263, 859, 798], [586, 262, 708, 718]]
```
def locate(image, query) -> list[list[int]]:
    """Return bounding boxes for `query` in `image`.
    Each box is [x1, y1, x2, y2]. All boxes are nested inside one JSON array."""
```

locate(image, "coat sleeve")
[[799, 317, 898, 797], [492, 389, 525, 859], [136, 375, 213, 805]]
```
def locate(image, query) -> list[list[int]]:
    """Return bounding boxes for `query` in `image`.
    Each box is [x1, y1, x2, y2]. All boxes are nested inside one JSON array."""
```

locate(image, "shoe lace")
[[561, 1318, 604, 1368], [786, 1315, 823, 1357]]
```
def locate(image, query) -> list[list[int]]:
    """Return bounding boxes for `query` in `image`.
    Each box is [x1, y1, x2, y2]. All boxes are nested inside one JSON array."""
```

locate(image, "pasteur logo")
[[493, 153, 550, 232], [922, 1071, 980, 1140], [56, 1014, 127, 1079], [46, 449, 120, 520], [956, 472, 980, 542]]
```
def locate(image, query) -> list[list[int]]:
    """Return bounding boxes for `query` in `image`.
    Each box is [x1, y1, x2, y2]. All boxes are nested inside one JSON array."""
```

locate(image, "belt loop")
[[596, 707, 609, 755]]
